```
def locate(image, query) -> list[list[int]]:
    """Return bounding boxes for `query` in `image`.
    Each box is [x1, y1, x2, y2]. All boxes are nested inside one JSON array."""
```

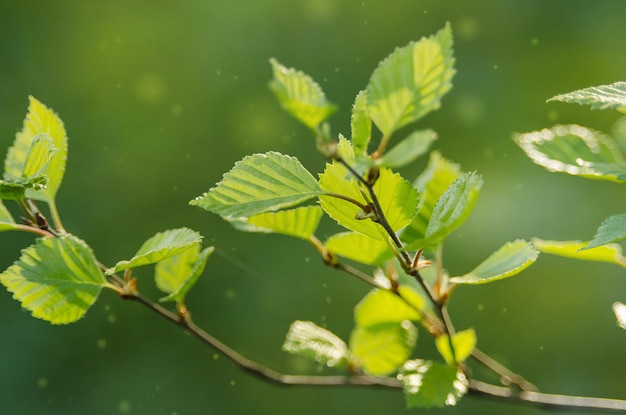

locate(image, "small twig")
[[470, 348, 537, 391]]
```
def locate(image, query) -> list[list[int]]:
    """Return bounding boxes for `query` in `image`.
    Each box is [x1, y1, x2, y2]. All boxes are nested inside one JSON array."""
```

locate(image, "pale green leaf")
[[269, 58, 336, 130], [247, 206, 323, 240], [584, 213, 626, 250], [532, 238, 626, 268], [324, 232, 392, 265], [319, 162, 418, 239], [0, 235, 107, 324], [450, 240, 538, 285], [351, 90, 372, 155], [401, 152, 462, 249], [22, 134, 57, 182], [400, 359, 468, 408], [4, 96, 68, 202], [108, 228, 202, 274], [378, 129, 437, 168], [435, 328, 476, 365], [366, 23, 455, 136], [349, 322, 417, 376], [354, 289, 421, 327], [156, 245, 214, 303], [514, 124, 626, 182], [282, 320, 348, 368], [613, 302, 626, 330], [548, 82, 626, 112], [425, 171, 482, 246], [191, 152, 321, 218]]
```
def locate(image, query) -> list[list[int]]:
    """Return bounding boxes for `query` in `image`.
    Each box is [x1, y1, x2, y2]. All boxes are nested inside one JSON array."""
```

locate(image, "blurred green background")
[[2, 1, 626, 414]]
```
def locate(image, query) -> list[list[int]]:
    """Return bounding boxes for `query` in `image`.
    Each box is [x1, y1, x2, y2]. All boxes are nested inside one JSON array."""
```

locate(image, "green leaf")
[[401, 152, 462, 249], [613, 302, 626, 330], [366, 23, 455, 136], [584, 213, 626, 250], [0, 201, 15, 225], [282, 320, 348, 368], [0, 235, 108, 324], [269, 58, 336, 130], [349, 322, 417, 376], [435, 328, 476, 365], [354, 289, 421, 327], [532, 238, 626, 268], [514, 124, 626, 182], [400, 359, 468, 408], [191, 152, 321, 218], [319, 161, 419, 239], [247, 206, 323, 240], [156, 245, 214, 303], [108, 228, 203, 274], [351, 90, 372, 155], [324, 232, 392, 265], [548, 82, 626, 112], [424, 171, 482, 246], [450, 240, 538, 285], [378, 129, 437, 169], [4, 96, 68, 203], [22, 134, 57, 182]]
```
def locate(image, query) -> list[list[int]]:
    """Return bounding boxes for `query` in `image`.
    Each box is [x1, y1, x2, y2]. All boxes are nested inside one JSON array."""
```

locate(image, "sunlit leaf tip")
[[548, 82, 626, 112], [282, 321, 348, 368], [0, 235, 107, 325]]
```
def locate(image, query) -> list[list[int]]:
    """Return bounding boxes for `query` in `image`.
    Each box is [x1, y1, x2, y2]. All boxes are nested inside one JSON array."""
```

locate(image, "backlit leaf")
[[349, 321, 417, 376], [450, 240, 538, 285], [366, 23, 455, 136], [514, 124, 626, 182], [378, 129, 437, 168], [401, 152, 462, 249], [584, 213, 626, 250], [613, 302, 626, 330], [532, 238, 626, 268], [247, 206, 323, 240], [191, 152, 321, 218], [400, 359, 468, 408], [548, 82, 626, 112], [4, 96, 68, 202], [108, 228, 202, 274], [351, 90, 372, 155], [435, 328, 476, 365], [22, 134, 57, 182], [269, 59, 336, 130], [324, 232, 392, 265], [425, 171, 482, 246], [0, 235, 107, 324], [282, 320, 348, 368], [156, 245, 214, 303], [354, 289, 421, 327]]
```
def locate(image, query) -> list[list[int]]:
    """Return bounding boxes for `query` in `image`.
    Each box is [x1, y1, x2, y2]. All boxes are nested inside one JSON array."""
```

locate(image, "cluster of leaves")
[[514, 81, 626, 328], [191, 24, 544, 408]]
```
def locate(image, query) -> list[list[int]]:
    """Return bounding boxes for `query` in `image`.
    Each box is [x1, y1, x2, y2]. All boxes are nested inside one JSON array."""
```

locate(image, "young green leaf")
[[4, 96, 68, 203], [514, 124, 626, 183], [0, 235, 108, 325], [324, 232, 393, 265], [424, 171, 482, 246], [401, 152, 462, 249], [377, 129, 437, 169], [548, 82, 626, 112], [450, 240, 538, 285], [584, 213, 626, 250], [435, 328, 476, 365], [613, 302, 626, 330], [108, 228, 203, 274], [191, 152, 321, 218], [354, 289, 421, 327], [268, 59, 336, 130], [319, 162, 419, 239], [366, 23, 455, 137], [247, 206, 323, 240], [349, 321, 417, 376], [156, 245, 214, 304], [532, 238, 626, 268], [282, 320, 348, 368], [351, 90, 371, 155], [21, 134, 57, 182], [399, 359, 468, 408]]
